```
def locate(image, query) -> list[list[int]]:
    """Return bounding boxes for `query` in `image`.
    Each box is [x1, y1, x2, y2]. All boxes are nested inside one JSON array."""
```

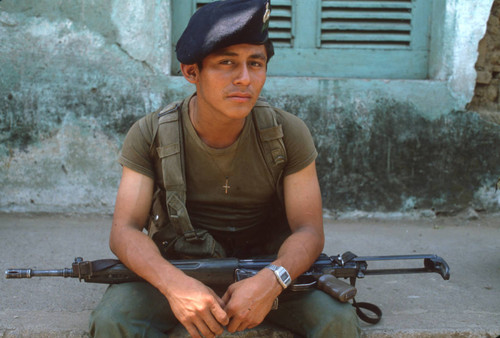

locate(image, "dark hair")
[[196, 39, 274, 71]]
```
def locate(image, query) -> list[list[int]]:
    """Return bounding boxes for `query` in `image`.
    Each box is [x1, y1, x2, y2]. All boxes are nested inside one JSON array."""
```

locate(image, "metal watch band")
[[266, 264, 291, 289]]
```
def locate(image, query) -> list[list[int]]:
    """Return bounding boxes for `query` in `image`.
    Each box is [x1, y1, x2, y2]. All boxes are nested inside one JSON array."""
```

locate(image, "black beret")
[[176, 0, 272, 64]]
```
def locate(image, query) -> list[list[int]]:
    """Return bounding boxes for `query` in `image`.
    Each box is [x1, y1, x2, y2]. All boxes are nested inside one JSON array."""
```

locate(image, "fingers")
[[210, 298, 230, 326], [183, 311, 224, 338], [226, 307, 258, 333], [184, 322, 203, 338], [220, 288, 231, 306], [207, 288, 228, 313], [179, 297, 227, 337], [226, 315, 243, 333], [204, 306, 226, 336], [197, 316, 223, 338], [185, 320, 216, 338]]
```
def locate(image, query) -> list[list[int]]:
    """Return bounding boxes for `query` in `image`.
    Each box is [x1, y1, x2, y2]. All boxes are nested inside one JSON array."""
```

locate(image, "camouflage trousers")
[[89, 282, 361, 338]]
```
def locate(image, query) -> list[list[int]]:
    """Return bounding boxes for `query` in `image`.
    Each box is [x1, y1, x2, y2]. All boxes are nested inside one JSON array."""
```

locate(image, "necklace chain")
[[189, 97, 241, 195], [205, 139, 240, 195]]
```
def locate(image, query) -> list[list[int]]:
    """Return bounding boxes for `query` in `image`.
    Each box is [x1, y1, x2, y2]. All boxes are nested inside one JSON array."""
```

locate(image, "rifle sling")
[[352, 299, 382, 324], [345, 260, 382, 324]]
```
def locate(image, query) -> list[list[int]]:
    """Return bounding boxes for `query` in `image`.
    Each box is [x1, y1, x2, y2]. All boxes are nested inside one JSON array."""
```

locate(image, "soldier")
[[90, 0, 361, 337]]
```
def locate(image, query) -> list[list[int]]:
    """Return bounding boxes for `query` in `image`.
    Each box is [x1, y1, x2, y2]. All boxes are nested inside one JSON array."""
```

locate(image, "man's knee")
[[89, 283, 176, 337], [321, 303, 361, 337], [267, 290, 361, 337], [89, 297, 127, 337]]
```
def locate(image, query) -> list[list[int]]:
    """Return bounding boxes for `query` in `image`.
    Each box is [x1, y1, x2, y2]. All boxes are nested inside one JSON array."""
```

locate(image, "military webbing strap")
[[155, 101, 199, 241], [153, 98, 287, 239], [252, 99, 287, 202]]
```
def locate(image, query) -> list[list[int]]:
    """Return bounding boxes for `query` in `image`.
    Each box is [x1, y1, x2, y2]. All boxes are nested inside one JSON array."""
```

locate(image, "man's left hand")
[[221, 268, 282, 332]]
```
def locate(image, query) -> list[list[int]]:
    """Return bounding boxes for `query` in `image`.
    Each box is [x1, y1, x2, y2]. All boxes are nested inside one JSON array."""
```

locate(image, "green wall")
[[1, 0, 499, 215]]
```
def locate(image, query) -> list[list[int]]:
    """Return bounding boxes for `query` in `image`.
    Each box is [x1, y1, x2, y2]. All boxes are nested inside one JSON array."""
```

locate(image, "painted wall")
[[1, 0, 499, 216]]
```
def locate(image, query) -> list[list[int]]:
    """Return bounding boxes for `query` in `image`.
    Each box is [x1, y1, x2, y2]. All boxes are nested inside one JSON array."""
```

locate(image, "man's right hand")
[[163, 275, 229, 338], [110, 168, 229, 337]]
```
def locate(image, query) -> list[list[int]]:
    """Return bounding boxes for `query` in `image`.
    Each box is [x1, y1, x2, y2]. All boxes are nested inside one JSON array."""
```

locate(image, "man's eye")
[[220, 60, 234, 65]]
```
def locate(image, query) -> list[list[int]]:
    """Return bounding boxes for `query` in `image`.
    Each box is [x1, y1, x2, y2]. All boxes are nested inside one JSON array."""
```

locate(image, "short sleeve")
[[118, 113, 156, 179], [276, 109, 318, 176]]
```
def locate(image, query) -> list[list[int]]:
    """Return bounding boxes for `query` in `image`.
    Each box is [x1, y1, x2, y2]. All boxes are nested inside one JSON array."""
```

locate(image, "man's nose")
[[234, 64, 251, 85]]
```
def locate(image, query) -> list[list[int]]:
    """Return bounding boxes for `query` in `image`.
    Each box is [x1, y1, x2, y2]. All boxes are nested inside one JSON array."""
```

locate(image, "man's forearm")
[[273, 226, 325, 281], [109, 223, 185, 296]]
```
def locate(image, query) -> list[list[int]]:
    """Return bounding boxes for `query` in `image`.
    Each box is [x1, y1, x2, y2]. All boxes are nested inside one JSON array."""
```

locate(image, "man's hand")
[[164, 275, 229, 338], [221, 268, 282, 333]]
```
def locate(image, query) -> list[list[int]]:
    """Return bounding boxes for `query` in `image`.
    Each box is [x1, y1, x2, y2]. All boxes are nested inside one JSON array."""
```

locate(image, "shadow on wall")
[[296, 98, 500, 213]]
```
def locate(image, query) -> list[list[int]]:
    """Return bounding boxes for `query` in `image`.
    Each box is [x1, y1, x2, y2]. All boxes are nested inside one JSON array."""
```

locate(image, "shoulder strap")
[[154, 99, 287, 237], [155, 101, 198, 241], [252, 98, 287, 201]]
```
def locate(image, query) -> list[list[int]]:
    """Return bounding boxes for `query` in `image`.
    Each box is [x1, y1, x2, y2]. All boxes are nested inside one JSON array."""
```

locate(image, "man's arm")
[[275, 160, 325, 277], [223, 161, 324, 332], [109, 166, 229, 338]]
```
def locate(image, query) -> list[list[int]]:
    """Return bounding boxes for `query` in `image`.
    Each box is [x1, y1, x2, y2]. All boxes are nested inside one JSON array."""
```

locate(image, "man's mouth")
[[227, 93, 252, 102]]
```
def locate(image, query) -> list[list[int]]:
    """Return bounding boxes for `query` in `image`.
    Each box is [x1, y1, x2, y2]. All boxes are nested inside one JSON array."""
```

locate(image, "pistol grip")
[[317, 274, 357, 303]]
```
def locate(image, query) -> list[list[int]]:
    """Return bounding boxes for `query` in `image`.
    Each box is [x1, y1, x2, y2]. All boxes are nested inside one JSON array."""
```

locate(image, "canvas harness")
[[140, 98, 287, 257]]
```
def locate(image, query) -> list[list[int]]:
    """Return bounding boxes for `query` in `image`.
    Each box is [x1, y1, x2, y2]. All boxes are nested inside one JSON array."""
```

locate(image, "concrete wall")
[[1, 0, 499, 216]]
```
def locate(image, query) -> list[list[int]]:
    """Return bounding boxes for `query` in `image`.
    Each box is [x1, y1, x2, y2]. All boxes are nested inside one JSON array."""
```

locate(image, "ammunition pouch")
[[147, 188, 226, 259], [173, 229, 226, 259], [152, 226, 226, 260]]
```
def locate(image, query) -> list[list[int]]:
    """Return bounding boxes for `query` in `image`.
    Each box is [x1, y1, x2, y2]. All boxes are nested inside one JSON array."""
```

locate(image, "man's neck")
[[188, 95, 246, 148]]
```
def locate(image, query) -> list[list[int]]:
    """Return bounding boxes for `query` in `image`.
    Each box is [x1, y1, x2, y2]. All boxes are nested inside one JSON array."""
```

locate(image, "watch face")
[[280, 270, 290, 281], [276, 267, 291, 287], [268, 265, 291, 288]]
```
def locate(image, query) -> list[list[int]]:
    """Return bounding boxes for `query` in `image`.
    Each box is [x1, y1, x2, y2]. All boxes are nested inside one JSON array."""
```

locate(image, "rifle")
[[5, 251, 450, 324]]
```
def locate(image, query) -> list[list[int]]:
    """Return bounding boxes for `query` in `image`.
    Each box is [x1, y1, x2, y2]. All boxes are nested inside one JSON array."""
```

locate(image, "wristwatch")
[[266, 264, 291, 289]]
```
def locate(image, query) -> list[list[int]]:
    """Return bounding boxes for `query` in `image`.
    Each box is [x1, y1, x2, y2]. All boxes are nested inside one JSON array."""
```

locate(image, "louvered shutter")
[[171, 0, 433, 79], [268, 0, 293, 47], [319, 0, 413, 48]]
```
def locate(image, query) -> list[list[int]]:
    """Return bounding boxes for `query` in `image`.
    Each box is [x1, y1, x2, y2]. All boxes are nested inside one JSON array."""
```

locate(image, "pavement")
[[0, 212, 499, 337]]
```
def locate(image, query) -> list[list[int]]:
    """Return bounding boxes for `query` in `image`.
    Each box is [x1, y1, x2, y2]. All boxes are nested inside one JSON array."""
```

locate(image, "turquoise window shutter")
[[268, 0, 294, 47], [171, 0, 433, 79], [319, 0, 414, 48]]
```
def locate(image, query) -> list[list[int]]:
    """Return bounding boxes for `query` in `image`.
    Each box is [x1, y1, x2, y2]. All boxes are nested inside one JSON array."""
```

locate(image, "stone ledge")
[[2, 214, 500, 338]]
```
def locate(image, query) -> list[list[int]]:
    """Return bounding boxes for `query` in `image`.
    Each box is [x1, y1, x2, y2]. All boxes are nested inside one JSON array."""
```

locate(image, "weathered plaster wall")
[[0, 0, 176, 213], [1, 0, 499, 215]]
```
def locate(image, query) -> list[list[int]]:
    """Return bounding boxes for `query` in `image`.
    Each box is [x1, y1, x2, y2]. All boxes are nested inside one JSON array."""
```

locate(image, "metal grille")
[[320, 0, 413, 48]]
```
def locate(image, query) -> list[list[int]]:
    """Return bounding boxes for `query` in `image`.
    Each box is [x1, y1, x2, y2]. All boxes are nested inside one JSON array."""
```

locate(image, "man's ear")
[[180, 63, 199, 84]]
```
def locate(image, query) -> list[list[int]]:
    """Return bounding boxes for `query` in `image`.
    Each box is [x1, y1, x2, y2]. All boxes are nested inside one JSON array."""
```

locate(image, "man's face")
[[192, 43, 267, 121]]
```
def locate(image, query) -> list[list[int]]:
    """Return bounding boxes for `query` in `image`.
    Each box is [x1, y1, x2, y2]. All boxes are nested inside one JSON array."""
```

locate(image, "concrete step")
[[1, 213, 499, 337]]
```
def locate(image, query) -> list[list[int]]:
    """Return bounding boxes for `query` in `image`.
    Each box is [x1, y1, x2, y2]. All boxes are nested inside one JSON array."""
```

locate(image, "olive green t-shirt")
[[119, 94, 317, 235]]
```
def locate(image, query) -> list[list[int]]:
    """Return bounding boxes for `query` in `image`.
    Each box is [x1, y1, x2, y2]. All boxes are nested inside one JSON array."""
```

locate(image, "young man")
[[90, 0, 361, 337]]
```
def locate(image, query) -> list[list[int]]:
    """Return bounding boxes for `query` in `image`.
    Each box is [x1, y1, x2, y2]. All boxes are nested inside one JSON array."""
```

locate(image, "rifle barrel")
[[5, 268, 74, 279]]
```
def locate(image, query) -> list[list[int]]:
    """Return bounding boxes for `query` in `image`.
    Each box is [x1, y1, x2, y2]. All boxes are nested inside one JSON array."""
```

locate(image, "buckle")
[[183, 230, 201, 242]]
